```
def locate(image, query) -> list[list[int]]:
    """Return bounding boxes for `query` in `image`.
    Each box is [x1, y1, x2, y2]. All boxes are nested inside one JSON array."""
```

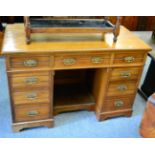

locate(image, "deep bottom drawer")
[[14, 103, 50, 122], [102, 95, 134, 112]]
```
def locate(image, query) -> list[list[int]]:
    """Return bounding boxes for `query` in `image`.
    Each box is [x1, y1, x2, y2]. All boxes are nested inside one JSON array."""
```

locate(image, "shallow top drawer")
[[10, 71, 50, 90], [113, 52, 146, 65], [107, 81, 137, 97], [54, 53, 111, 69], [8, 56, 53, 70], [110, 67, 142, 81]]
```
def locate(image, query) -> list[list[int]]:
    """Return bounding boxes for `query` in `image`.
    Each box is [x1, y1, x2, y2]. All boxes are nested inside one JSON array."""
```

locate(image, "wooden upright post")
[[113, 16, 121, 42], [24, 16, 31, 44]]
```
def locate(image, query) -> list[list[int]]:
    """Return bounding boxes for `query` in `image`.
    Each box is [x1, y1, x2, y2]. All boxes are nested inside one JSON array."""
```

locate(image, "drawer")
[[110, 67, 142, 81], [8, 56, 52, 69], [113, 52, 145, 65], [12, 90, 50, 105], [14, 103, 50, 122], [107, 81, 137, 97], [10, 72, 50, 90], [102, 96, 133, 112], [54, 54, 111, 69]]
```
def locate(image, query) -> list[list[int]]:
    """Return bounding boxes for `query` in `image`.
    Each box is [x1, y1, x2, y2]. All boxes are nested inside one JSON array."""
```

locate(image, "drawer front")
[[12, 90, 50, 105], [9, 56, 51, 69], [110, 67, 142, 81], [10, 72, 50, 90], [102, 96, 133, 112], [113, 52, 145, 65], [14, 103, 50, 122], [107, 81, 137, 97], [54, 54, 111, 69]]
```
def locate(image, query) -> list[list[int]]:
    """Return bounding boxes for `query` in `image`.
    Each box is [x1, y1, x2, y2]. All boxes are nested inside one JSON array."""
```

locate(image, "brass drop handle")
[[26, 92, 37, 100], [23, 59, 38, 67], [114, 100, 124, 107], [63, 58, 76, 65], [117, 85, 128, 91], [27, 111, 39, 117], [124, 56, 135, 63], [25, 77, 38, 84], [91, 57, 103, 64], [120, 71, 131, 78]]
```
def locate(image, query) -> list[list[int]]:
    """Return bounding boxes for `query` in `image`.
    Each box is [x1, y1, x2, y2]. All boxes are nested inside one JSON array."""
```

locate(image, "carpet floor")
[[0, 57, 146, 138]]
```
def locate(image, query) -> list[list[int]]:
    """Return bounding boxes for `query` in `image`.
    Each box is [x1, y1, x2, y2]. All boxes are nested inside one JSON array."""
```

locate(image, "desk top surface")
[[1, 24, 152, 55]]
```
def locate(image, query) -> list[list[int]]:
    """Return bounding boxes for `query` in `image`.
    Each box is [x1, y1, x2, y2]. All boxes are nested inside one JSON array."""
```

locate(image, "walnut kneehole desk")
[[1, 24, 151, 132]]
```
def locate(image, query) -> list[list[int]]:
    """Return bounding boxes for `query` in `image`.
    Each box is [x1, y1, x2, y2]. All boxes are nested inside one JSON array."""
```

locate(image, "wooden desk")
[[1, 24, 151, 132]]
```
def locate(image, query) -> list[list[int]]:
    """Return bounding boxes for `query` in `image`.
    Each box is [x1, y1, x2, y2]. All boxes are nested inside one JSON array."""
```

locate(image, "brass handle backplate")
[[120, 71, 131, 78], [26, 92, 37, 100], [114, 100, 124, 107], [25, 77, 38, 84], [23, 59, 38, 67], [117, 85, 128, 91], [91, 57, 103, 64], [27, 111, 39, 116], [124, 56, 135, 63], [63, 58, 76, 65]]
